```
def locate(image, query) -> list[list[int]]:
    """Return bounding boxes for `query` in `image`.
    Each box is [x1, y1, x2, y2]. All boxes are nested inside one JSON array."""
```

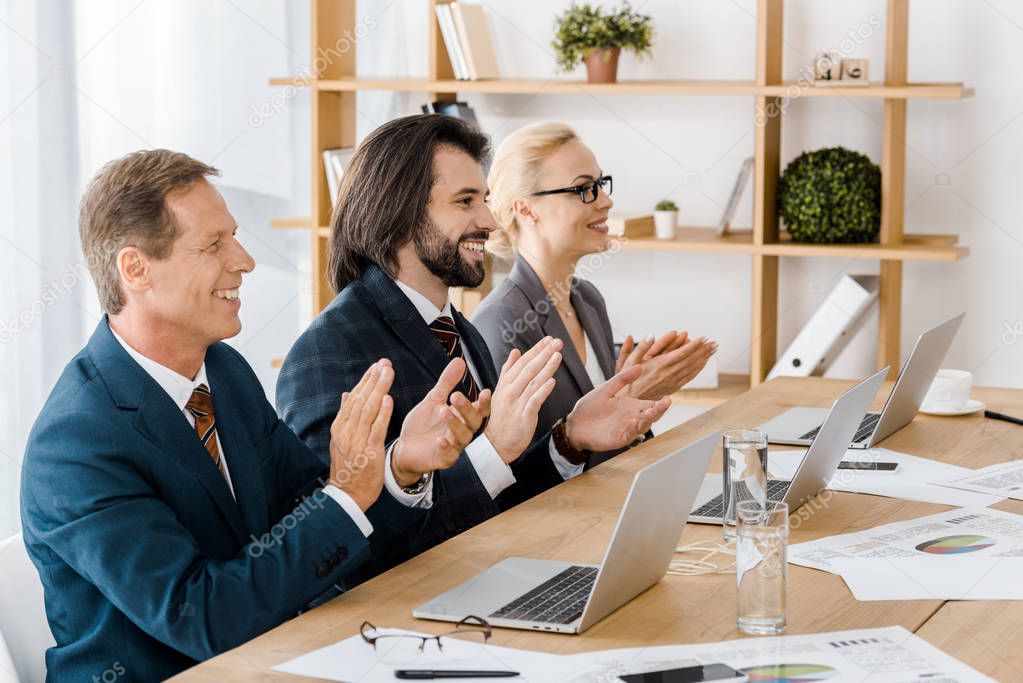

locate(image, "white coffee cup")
[[923, 369, 973, 412]]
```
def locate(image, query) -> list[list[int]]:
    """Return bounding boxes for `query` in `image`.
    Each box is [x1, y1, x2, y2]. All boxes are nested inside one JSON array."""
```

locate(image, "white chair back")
[[0, 534, 54, 683]]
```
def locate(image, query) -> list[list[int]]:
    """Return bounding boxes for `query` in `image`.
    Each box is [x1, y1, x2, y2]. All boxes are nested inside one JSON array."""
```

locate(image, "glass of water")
[[736, 500, 789, 635], [722, 429, 768, 541]]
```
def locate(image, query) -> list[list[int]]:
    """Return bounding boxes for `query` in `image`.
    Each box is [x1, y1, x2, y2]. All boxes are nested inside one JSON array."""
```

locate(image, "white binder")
[[768, 274, 879, 380]]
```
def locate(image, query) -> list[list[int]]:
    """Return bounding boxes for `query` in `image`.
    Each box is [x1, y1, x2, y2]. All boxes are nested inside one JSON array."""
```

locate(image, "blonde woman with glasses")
[[473, 122, 717, 468]]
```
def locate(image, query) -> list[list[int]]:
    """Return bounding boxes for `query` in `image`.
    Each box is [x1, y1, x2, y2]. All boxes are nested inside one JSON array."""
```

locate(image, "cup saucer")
[[919, 398, 986, 416]]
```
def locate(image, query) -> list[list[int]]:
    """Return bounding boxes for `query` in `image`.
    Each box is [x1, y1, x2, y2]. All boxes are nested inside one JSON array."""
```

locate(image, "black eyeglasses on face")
[[531, 175, 612, 204], [360, 615, 492, 653]]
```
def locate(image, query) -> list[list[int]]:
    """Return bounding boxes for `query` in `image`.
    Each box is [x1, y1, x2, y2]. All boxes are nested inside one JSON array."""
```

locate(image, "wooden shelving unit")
[[273, 0, 970, 390], [269, 76, 971, 100]]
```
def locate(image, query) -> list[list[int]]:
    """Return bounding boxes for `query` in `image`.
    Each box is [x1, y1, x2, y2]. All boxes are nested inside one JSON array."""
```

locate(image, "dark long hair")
[[327, 114, 491, 293]]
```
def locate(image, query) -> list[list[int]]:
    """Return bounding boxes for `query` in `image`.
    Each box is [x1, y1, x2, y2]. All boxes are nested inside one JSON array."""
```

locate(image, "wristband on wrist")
[[552, 417, 588, 466]]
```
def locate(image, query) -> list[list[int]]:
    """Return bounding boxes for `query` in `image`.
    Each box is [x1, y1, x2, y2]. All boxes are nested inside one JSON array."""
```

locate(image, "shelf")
[[269, 77, 971, 100], [768, 81, 972, 99], [671, 373, 750, 407], [767, 233, 969, 261], [619, 228, 968, 262], [270, 217, 313, 228], [288, 223, 964, 260]]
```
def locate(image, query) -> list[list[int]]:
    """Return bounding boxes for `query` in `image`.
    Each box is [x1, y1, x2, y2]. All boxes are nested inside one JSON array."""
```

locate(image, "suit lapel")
[[88, 319, 248, 545], [132, 389, 248, 544], [359, 265, 451, 383], [508, 257, 594, 396], [572, 288, 615, 382], [452, 309, 498, 391], [207, 362, 269, 537]]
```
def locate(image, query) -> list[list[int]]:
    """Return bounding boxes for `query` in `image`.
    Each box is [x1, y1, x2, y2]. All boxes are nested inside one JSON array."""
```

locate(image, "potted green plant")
[[552, 3, 654, 84], [654, 199, 678, 239], [778, 147, 882, 244]]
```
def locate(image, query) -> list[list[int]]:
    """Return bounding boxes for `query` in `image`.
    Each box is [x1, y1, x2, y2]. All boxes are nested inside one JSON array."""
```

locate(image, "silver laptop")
[[412, 431, 719, 634], [689, 368, 887, 524], [757, 311, 965, 448]]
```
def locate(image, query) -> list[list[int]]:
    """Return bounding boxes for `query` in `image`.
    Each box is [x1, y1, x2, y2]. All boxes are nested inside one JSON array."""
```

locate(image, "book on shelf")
[[434, 4, 469, 79], [435, 2, 499, 81], [322, 147, 355, 207], [450, 3, 499, 80], [606, 213, 654, 238]]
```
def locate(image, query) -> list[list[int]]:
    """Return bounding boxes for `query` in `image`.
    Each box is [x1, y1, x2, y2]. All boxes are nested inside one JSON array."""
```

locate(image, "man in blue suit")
[[278, 115, 670, 579], [20, 150, 486, 681]]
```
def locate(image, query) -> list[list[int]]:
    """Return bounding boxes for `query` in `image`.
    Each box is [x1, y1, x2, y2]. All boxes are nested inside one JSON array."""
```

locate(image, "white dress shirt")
[[583, 332, 608, 387], [387, 279, 584, 509], [110, 329, 374, 537]]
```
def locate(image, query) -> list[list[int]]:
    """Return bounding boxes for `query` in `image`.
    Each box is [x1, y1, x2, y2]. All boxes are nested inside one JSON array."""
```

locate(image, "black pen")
[[984, 409, 1023, 426], [395, 670, 519, 679]]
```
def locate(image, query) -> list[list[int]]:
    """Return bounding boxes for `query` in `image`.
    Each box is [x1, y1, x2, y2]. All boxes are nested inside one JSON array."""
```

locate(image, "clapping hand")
[[391, 358, 492, 486], [327, 360, 394, 511], [615, 331, 718, 401], [565, 366, 671, 453], [485, 337, 564, 463]]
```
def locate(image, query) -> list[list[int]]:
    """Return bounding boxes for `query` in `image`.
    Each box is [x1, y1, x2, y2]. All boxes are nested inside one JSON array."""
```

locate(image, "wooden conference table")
[[174, 377, 1023, 681]]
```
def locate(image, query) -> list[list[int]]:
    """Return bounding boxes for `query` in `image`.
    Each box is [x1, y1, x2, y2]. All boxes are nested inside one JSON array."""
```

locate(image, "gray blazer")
[[472, 256, 623, 468]]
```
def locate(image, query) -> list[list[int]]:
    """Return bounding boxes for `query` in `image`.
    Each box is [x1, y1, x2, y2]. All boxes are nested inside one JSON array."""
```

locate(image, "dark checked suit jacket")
[[20, 318, 419, 682], [276, 264, 564, 583]]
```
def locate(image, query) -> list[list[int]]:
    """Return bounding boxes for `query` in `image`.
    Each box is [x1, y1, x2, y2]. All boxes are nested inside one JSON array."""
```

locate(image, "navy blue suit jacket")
[[276, 265, 563, 581], [20, 319, 419, 682]]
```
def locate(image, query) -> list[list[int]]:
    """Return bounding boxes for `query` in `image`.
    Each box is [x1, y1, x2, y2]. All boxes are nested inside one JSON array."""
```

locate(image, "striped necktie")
[[429, 315, 480, 403], [185, 383, 227, 481]]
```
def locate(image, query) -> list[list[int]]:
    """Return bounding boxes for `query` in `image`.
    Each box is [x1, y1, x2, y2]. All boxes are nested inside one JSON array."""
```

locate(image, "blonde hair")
[[487, 122, 578, 260]]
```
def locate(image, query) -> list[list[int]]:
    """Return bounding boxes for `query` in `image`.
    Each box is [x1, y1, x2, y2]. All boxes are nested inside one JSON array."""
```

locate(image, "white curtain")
[[1, 0, 308, 537], [1, 0, 86, 538]]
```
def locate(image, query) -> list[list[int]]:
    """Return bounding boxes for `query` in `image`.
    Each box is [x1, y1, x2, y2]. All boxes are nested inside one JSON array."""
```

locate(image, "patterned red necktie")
[[429, 315, 481, 403], [185, 384, 227, 481]]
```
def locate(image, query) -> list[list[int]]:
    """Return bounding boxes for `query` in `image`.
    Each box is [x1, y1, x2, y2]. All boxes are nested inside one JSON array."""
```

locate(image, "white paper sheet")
[[933, 459, 1023, 500], [559, 625, 993, 682], [790, 507, 1023, 600], [767, 448, 1005, 508], [271, 627, 585, 682]]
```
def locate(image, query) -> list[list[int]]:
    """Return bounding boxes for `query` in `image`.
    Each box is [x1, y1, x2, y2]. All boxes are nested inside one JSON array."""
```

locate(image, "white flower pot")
[[654, 210, 678, 239]]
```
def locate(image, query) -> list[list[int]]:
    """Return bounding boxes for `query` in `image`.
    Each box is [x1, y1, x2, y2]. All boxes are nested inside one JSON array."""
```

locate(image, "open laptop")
[[689, 368, 887, 524], [413, 431, 719, 635], [758, 311, 965, 448]]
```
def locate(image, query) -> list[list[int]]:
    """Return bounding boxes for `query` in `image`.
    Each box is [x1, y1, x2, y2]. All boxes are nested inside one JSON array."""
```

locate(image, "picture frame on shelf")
[[716, 156, 754, 237]]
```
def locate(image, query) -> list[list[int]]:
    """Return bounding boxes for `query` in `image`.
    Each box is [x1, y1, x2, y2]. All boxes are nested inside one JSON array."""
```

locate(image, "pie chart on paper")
[[915, 534, 996, 555], [742, 663, 838, 682]]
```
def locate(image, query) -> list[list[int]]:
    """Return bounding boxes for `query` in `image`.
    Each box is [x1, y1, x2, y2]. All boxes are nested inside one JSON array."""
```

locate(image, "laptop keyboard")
[[799, 411, 880, 443], [691, 478, 792, 519], [489, 565, 597, 625]]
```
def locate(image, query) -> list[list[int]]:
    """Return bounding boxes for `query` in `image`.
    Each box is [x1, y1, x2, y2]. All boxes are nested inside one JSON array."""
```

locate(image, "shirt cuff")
[[322, 485, 374, 537], [465, 433, 516, 499], [549, 436, 586, 480], [383, 441, 434, 509]]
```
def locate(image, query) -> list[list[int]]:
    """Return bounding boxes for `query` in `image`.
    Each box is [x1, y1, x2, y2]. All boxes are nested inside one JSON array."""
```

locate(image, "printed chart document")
[[559, 626, 992, 682], [767, 448, 1005, 508], [934, 459, 1023, 500], [271, 627, 583, 682], [790, 507, 1023, 600]]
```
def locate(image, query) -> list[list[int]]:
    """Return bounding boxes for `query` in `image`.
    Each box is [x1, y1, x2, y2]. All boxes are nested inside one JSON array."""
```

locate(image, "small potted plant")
[[654, 199, 678, 239], [553, 3, 654, 84]]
